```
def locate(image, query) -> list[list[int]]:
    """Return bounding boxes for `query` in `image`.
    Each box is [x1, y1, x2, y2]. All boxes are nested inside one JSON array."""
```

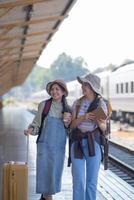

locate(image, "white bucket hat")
[[46, 80, 68, 97], [77, 73, 101, 95]]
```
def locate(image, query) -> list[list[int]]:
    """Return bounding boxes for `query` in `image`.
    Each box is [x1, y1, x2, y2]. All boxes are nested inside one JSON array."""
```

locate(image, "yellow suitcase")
[[2, 136, 29, 200], [3, 161, 28, 200]]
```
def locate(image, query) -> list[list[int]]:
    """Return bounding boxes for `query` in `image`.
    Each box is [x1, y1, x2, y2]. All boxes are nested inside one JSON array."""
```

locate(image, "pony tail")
[[61, 95, 66, 113], [62, 95, 70, 113]]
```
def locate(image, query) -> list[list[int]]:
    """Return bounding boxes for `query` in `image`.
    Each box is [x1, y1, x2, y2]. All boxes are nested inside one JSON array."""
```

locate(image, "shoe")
[[40, 194, 53, 200], [40, 194, 46, 200]]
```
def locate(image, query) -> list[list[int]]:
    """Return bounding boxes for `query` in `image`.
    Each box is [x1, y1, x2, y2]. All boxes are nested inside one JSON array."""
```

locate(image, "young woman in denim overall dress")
[[70, 74, 107, 200], [24, 80, 71, 200]]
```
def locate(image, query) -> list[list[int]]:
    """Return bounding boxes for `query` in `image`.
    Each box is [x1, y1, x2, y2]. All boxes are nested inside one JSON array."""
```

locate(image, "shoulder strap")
[[36, 98, 52, 143], [42, 98, 52, 118]]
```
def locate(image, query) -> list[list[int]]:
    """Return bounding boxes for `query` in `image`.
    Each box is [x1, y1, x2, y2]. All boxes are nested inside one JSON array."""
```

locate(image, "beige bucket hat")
[[46, 80, 68, 97], [77, 73, 101, 95]]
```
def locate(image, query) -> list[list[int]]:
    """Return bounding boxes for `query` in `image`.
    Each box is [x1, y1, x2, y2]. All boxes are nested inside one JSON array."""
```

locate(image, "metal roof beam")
[[1, 54, 37, 62], [0, 29, 56, 40], [0, 15, 66, 29], [0, 41, 49, 51], [0, 7, 13, 18]]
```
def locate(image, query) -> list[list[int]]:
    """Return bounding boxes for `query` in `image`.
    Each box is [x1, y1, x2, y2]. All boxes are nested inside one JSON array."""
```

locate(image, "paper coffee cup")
[[63, 112, 71, 122]]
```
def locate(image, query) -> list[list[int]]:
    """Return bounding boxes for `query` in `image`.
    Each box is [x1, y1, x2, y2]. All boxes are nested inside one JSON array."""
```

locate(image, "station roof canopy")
[[0, 0, 77, 96]]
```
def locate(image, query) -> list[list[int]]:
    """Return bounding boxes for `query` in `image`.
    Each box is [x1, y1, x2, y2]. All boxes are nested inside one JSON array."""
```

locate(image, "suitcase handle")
[[12, 181, 17, 200], [26, 135, 29, 164]]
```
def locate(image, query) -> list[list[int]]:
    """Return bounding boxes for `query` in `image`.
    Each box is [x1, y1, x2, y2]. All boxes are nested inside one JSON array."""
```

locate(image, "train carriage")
[[108, 64, 134, 123]]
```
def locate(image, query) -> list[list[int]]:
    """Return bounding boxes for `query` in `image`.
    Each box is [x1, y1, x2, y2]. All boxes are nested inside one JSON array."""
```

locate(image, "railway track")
[[108, 141, 134, 187]]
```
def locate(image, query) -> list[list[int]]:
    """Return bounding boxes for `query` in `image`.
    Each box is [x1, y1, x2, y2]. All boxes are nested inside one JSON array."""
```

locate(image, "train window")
[[121, 83, 123, 93], [131, 81, 134, 93], [125, 82, 128, 93], [116, 84, 119, 93]]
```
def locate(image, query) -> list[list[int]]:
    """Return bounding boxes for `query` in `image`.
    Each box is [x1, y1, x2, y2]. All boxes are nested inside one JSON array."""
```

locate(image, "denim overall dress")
[[36, 102, 67, 195]]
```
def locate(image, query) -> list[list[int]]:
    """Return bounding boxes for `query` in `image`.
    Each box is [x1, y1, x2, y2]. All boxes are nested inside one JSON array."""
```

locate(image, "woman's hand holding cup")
[[63, 112, 72, 127]]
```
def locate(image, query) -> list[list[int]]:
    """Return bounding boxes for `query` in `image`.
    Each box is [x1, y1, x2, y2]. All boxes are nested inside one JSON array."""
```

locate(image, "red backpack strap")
[[42, 98, 52, 117], [36, 98, 52, 143]]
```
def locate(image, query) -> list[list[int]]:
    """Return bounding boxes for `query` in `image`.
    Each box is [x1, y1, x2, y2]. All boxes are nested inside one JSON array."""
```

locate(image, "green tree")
[[50, 53, 89, 81], [22, 53, 89, 93]]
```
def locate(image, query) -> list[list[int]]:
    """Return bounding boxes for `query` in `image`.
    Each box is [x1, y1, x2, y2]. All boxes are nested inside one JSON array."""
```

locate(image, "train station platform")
[[0, 106, 134, 200]]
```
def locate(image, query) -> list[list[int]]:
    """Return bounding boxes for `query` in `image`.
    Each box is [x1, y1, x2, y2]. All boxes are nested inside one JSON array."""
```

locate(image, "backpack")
[[100, 98, 112, 135], [36, 98, 52, 143], [93, 97, 112, 170], [102, 98, 112, 170]]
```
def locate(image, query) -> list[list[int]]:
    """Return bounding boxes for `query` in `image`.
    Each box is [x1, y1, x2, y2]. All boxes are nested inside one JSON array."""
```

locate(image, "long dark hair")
[[87, 94, 100, 112], [55, 84, 70, 113], [61, 95, 71, 113]]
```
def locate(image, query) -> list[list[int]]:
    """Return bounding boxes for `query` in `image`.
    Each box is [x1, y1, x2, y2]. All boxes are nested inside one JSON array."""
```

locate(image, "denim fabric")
[[36, 116, 67, 195], [71, 139, 101, 200]]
